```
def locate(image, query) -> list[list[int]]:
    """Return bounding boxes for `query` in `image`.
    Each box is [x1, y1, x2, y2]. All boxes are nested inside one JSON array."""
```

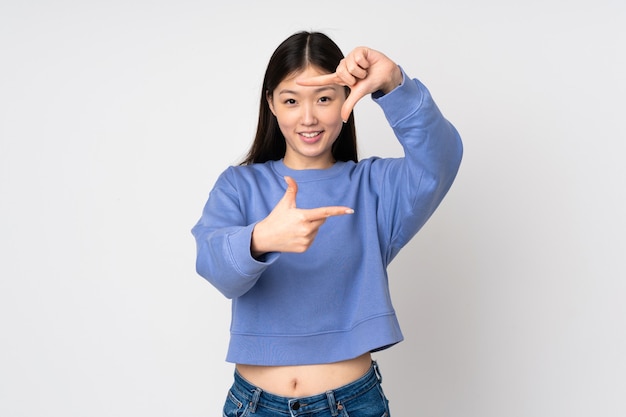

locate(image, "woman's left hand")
[[297, 46, 403, 121]]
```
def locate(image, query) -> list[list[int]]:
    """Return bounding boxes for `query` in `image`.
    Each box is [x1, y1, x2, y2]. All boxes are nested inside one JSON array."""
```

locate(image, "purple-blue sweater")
[[192, 70, 463, 365]]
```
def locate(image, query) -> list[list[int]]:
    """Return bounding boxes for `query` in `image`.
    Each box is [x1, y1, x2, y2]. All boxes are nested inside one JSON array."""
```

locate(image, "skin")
[[241, 46, 403, 397]]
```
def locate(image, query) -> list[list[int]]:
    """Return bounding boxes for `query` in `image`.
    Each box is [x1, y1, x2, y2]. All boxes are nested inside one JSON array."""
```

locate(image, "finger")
[[304, 206, 355, 221], [343, 57, 369, 80], [296, 72, 344, 87], [341, 86, 368, 122], [334, 66, 358, 87], [352, 47, 372, 70], [344, 65, 367, 81], [279, 176, 298, 209]]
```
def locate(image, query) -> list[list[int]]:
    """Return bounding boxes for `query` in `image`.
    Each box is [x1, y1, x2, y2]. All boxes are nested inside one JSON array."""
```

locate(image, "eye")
[[284, 98, 296, 105], [318, 96, 331, 103]]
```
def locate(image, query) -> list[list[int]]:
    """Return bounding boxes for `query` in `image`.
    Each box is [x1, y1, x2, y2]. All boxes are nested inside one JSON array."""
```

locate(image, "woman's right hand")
[[250, 176, 354, 257]]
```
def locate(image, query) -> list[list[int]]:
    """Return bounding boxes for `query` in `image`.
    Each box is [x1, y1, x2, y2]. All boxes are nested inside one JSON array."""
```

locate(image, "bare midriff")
[[236, 352, 372, 397]]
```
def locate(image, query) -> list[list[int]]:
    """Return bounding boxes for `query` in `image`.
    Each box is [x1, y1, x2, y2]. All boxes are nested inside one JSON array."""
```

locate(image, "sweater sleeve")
[[191, 168, 280, 299], [372, 67, 463, 263]]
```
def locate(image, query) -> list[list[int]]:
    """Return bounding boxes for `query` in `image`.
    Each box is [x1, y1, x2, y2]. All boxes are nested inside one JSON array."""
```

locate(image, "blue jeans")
[[223, 361, 390, 417]]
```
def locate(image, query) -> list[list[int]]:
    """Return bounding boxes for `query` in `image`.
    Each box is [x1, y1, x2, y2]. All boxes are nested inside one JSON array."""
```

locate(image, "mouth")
[[299, 131, 323, 143]]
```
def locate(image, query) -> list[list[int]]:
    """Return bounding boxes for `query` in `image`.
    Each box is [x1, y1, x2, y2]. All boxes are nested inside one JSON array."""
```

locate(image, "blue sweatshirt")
[[192, 69, 463, 366]]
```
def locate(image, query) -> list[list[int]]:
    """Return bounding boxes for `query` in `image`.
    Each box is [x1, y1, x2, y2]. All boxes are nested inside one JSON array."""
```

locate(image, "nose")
[[300, 103, 317, 126]]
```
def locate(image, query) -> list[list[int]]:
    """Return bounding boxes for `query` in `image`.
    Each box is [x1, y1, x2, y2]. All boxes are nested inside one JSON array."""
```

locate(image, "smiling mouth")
[[300, 131, 322, 138]]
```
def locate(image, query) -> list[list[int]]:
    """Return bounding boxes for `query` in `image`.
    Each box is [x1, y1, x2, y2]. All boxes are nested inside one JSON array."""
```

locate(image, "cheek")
[[323, 111, 345, 132], [274, 111, 296, 130], [321, 102, 344, 125]]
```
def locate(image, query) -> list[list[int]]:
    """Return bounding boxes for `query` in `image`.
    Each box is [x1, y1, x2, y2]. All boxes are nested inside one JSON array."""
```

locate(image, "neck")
[[283, 157, 335, 170]]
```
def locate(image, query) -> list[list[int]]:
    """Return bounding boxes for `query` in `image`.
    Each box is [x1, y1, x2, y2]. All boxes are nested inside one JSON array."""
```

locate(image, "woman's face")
[[268, 65, 346, 170]]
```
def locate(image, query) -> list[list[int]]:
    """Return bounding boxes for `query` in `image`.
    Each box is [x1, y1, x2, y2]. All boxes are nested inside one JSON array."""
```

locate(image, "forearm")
[[375, 68, 463, 193], [193, 224, 270, 298], [191, 171, 279, 298], [373, 69, 463, 257]]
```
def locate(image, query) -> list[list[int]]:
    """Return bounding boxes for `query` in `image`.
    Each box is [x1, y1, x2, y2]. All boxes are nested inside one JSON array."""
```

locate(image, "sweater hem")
[[225, 312, 404, 366]]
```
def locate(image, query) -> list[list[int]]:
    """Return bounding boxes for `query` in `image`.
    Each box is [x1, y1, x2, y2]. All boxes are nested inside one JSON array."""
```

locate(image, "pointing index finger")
[[304, 206, 355, 221]]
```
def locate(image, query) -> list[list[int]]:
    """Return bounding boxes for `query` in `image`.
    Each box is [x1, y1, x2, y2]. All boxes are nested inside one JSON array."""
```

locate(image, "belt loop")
[[326, 390, 339, 417], [249, 387, 262, 413], [373, 360, 382, 383]]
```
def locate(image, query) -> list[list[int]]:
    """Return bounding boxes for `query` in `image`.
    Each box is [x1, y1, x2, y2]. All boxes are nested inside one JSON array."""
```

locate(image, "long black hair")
[[240, 31, 358, 165]]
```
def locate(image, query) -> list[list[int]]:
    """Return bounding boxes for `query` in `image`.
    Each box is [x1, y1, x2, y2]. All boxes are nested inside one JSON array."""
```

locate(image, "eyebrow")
[[277, 86, 338, 96]]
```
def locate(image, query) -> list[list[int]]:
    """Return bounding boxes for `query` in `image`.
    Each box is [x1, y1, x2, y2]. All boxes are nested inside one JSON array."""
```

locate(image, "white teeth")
[[301, 132, 320, 138]]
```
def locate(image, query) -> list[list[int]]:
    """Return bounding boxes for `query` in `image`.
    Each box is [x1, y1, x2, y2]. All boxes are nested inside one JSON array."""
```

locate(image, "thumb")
[[279, 176, 298, 208], [341, 86, 367, 122]]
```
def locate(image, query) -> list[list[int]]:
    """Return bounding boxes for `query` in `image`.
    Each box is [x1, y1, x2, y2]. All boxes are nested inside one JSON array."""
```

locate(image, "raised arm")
[[301, 46, 463, 262]]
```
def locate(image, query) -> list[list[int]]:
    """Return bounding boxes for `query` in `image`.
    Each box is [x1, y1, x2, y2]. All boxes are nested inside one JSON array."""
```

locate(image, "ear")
[[266, 90, 276, 116]]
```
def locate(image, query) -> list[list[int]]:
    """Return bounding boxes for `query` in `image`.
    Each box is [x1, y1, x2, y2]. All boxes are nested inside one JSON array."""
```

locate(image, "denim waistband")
[[231, 361, 383, 416]]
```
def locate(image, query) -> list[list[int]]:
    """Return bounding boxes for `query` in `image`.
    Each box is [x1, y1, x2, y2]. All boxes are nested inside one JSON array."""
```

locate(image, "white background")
[[1, 1, 625, 416]]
